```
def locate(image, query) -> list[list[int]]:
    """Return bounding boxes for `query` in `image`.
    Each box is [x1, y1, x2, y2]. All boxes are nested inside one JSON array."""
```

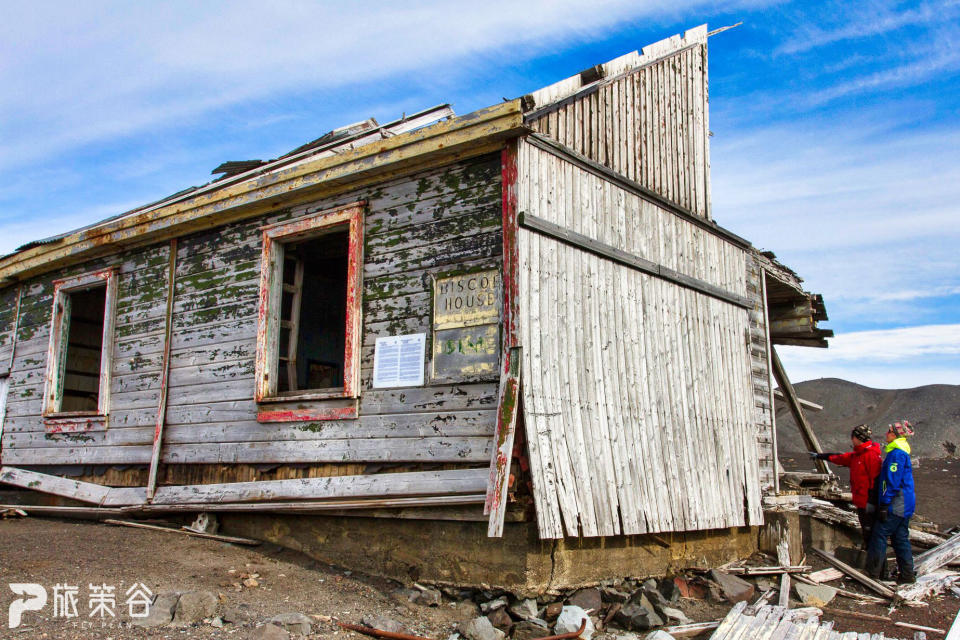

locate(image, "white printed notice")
[[372, 333, 426, 388]]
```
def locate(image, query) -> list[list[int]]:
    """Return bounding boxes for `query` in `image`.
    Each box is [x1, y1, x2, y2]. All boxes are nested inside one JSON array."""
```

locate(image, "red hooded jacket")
[[828, 440, 883, 509]]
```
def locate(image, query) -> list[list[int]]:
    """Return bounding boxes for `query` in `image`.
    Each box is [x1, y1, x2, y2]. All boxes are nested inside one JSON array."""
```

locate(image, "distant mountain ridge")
[[775, 378, 960, 459]]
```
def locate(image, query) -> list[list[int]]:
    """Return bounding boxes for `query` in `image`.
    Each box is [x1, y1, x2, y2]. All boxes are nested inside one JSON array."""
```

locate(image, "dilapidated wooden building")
[[0, 26, 830, 590]]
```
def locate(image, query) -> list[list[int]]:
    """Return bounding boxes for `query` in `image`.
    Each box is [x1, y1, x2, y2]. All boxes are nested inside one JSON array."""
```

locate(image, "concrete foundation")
[[221, 514, 758, 595]]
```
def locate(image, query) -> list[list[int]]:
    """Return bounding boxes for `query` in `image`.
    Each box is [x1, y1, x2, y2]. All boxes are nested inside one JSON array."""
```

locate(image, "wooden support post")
[[770, 346, 828, 474], [776, 535, 791, 608], [485, 346, 521, 537], [147, 238, 177, 500]]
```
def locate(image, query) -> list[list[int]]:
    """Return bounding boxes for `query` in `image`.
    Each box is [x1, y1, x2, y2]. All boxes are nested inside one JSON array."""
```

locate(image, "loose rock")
[[480, 596, 509, 614], [461, 616, 506, 640], [414, 587, 443, 607], [455, 600, 482, 620], [249, 623, 290, 640], [794, 582, 837, 607], [658, 606, 690, 626], [508, 598, 539, 621], [657, 579, 680, 604], [645, 631, 677, 640], [510, 620, 549, 640], [133, 592, 179, 628], [269, 613, 313, 635], [567, 588, 602, 613], [362, 614, 408, 634], [173, 591, 219, 626], [555, 606, 596, 640], [708, 570, 755, 604], [223, 606, 253, 623], [601, 587, 630, 603], [614, 602, 663, 632], [542, 602, 563, 621], [487, 607, 514, 632]]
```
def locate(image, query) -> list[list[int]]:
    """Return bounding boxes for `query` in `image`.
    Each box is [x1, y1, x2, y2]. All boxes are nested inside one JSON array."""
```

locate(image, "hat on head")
[[889, 420, 914, 438], [852, 424, 872, 442]]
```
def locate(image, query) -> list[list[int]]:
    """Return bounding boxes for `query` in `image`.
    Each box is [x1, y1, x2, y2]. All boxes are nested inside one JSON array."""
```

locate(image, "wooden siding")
[[747, 253, 776, 494], [528, 26, 711, 219], [515, 139, 762, 539], [0, 155, 503, 469]]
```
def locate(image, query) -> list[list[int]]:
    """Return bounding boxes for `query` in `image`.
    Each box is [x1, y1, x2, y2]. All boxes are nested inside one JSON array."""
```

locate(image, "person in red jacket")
[[811, 424, 883, 553]]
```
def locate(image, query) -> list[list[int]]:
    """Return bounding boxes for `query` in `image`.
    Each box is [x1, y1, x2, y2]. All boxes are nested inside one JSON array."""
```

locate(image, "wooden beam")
[[102, 519, 261, 546], [772, 389, 822, 411], [760, 272, 779, 495], [0, 466, 146, 506], [810, 547, 896, 599], [799, 500, 946, 549], [770, 346, 828, 473], [147, 239, 177, 500], [518, 211, 752, 309], [914, 531, 960, 577], [149, 468, 488, 505], [124, 494, 486, 514], [0, 503, 123, 520], [485, 346, 521, 537]]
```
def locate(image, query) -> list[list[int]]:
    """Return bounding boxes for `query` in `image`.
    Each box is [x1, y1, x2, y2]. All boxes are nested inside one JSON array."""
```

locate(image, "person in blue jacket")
[[865, 420, 916, 583]]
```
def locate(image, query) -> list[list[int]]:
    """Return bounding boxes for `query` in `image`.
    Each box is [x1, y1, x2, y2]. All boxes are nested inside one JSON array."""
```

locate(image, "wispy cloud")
[[776, 1, 958, 55], [0, 1, 741, 173], [779, 324, 960, 388]]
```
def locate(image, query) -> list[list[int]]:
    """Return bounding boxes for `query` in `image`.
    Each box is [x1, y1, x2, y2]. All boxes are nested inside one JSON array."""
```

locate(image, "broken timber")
[[102, 519, 261, 546], [811, 547, 897, 599], [0, 466, 487, 507], [771, 346, 828, 473], [485, 346, 522, 537], [913, 531, 960, 577], [800, 499, 946, 548]]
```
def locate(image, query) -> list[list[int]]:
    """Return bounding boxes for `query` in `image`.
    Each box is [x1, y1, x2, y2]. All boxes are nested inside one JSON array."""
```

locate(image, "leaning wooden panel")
[[516, 138, 762, 537]]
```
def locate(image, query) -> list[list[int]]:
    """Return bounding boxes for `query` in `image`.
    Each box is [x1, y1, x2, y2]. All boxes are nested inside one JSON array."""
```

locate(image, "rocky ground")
[[0, 516, 957, 640]]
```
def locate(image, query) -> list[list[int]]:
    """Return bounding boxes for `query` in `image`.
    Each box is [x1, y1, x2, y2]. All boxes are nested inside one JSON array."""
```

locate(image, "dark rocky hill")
[[775, 378, 960, 459]]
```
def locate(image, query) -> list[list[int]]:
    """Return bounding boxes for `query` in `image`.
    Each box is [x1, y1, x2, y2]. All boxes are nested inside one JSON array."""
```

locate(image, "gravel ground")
[[0, 516, 957, 640]]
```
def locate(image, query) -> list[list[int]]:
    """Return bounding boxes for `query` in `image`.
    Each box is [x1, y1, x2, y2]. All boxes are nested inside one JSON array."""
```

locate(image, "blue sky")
[[2, 1, 958, 389]]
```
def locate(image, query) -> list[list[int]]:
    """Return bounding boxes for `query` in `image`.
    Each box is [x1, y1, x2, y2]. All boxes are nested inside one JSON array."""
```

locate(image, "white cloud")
[[0, 1, 747, 172], [778, 324, 960, 388], [776, 1, 958, 55]]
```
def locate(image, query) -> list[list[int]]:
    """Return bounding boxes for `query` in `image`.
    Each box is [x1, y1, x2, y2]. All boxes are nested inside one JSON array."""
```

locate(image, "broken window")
[[255, 202, 364, 403], [43, 269, 117, 418]]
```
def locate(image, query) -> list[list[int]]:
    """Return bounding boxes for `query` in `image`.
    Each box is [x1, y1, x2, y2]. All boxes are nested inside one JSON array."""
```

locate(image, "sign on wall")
[[432, 270, 501, 381], [372, 333, 426, 388], [433, 270, 500, 330]]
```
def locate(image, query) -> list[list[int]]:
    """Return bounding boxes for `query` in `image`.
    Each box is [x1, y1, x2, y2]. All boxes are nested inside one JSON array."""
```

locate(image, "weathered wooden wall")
[[515, 138, 763, 539], [0, 155, 503, 470], [746, 254, 776, 494], [527, 26, 711, 219]]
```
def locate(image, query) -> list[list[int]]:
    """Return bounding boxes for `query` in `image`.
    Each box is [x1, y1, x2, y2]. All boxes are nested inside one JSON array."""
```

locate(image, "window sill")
[[257, 388, 348, 403], [256, 398, 358, 423], [43, 414, 108, 434]]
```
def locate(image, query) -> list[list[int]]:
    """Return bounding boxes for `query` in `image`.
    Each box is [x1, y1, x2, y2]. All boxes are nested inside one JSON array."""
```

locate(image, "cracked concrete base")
[[222, 514, 758, 595]]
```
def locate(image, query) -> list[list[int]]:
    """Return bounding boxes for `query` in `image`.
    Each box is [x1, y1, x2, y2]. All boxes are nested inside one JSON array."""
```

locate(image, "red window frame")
[[254, 201, 364, 407], [42, 267, 118, 432]]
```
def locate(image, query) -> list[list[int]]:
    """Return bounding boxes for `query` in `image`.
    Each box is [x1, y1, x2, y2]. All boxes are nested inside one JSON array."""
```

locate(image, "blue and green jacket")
[[878, 437, 915, 518]]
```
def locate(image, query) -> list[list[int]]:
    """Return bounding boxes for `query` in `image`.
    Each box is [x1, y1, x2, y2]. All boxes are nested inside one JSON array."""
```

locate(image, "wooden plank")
[[913, 531, 960, 576], [485, 344, 521, 537], [147, 239, 176, 500], [0, 466, 146, 506], [102, 519, 261, 545], [151, 468, 488, 504], [810, 547, 896, 599], [518, 211, 751, 309], [126, 494, 486, 515], [771, 346, 828, 473]]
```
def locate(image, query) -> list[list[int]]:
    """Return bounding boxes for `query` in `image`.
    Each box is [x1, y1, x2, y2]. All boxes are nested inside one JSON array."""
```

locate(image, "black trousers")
[[857, 507, 876, 550]]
